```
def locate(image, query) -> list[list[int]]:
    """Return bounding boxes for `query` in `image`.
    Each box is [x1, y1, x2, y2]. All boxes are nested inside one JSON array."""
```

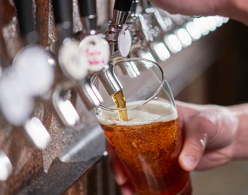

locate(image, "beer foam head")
[[97, 100, 178, 126]]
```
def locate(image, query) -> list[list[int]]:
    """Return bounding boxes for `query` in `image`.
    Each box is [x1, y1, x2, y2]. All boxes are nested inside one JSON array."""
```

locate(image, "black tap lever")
[[114, 0, 133, 12], [113, 0, 133, 26], [78, 0, 97, 35], [52, 0, 73, 40], [14, 0, 37, 44]]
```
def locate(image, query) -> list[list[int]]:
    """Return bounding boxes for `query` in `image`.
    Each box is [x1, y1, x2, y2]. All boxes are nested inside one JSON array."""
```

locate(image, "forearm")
[[228, 104, 248, 159], [149, 0, 248, 26]]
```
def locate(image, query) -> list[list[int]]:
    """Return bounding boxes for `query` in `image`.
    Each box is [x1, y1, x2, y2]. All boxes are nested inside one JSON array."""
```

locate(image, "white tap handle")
[[59, 38, 89, 80], [12, 45, 55, 96], [79, 35, 110, 72]]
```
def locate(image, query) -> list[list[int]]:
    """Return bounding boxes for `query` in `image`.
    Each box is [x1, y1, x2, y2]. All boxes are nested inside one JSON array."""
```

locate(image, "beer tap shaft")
[[78, 0, 97, 35], [78, 0, 96, 17], [52, 0, 73, 40], [114, 0, 133, 12], [14, 0, 37, 44]]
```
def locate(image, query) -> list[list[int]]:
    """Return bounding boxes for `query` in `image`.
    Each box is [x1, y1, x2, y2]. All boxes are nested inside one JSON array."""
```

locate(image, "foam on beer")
[[97, 100, 178, 126]]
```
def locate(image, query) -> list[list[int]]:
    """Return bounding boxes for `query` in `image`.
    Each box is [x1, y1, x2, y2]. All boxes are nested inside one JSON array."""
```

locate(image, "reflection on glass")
[[151, 42, 170, 61], [124, 61, 140, 78], [186, 22, 202, 40], [0, 151, 12, 181], [24, 117, 51, 149], [175, 28, 192, 47], [164, 34, 182, 53], [92, 85, 103, 102], [193, 18, 210, 35]]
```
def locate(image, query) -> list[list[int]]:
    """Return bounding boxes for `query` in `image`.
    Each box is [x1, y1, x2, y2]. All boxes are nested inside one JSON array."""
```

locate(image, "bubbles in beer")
[[97, 101, 190, 195], [98, 100, 178, 126]]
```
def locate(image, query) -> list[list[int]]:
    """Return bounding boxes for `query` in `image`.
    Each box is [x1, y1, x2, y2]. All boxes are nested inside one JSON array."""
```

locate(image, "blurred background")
[[1, 0, 248, 194]]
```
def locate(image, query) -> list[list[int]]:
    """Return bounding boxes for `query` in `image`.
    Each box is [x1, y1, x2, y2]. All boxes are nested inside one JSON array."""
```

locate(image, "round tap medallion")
[[59, 38, 89, 80], [0, 70, 34, 126], [79, 35, 110, 72], [12, 45, 55, 96]]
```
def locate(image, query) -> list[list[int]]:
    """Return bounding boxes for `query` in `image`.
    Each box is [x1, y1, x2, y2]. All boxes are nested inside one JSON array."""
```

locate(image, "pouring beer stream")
[[104, 0, 133, 121], [78, 0, 133, 121]]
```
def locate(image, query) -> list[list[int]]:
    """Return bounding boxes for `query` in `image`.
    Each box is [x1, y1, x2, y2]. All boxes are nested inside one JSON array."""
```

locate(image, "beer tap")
[[91, 0, 133, 96], [52, 0, 105, 120], [78, 0, 97, 36], [77, 0, 110, 73], [0, 0, 52, 149], [141, 0, 193, 53], [127, 0, 156, 62], [160, 11, 194, 49], [137, 0, 174, 58], [77, 0, 121, 96]]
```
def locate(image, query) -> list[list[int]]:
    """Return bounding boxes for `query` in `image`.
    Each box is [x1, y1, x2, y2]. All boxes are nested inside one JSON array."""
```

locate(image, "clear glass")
[[95, 58, 192, 195]]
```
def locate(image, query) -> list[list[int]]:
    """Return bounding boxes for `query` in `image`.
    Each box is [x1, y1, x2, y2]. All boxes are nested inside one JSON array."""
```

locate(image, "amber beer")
[[111, 90, 128, 121], [97, 101, 192, 195]]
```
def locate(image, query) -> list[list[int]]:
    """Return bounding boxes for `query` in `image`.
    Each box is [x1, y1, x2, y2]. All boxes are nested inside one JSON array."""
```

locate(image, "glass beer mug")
[[95, 58, 192, 195]]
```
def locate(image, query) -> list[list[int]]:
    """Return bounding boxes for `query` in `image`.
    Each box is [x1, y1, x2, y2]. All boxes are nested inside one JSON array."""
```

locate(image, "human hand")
[[149, 0, 248, 26], [107, 101, 239, 194], [176, 101, 238, 171]]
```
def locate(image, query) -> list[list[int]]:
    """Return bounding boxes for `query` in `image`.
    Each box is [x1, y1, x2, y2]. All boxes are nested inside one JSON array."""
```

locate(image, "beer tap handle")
[[14, 0, 37, 44], [153, 8, 170, 32], [130, 0, 152, 42], [114, 0, 133, 12], [78, 0, 97, 35], [54, 1, 106, 114], [113, 0, 133, 25], [0, 68, 51, 149], [52, 0, 73, 39], [78, 0, 96, 17]]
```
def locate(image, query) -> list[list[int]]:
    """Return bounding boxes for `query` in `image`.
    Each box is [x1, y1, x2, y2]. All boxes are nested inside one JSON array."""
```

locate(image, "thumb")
[[179, 115, 209, 171]]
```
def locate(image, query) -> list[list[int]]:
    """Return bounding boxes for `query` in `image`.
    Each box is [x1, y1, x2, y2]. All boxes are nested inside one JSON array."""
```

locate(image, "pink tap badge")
[[79, 35, 110, 72]]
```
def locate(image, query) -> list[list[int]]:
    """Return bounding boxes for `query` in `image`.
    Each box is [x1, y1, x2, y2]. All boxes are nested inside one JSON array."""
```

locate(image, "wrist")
[[228, 104, 248, 160]]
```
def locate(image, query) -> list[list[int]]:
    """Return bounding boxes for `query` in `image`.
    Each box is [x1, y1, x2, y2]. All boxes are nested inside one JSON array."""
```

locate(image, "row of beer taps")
[[0, 0, 228, 181]]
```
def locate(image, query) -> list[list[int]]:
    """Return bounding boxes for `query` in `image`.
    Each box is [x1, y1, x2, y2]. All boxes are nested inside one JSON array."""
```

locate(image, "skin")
[[107, 101, 248, 194], [108, 0, 248, 194], [149, 0, 248, 26]]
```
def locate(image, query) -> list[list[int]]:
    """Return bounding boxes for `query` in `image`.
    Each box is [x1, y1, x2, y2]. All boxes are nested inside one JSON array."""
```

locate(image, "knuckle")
[[187, 139, 205, 155]]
